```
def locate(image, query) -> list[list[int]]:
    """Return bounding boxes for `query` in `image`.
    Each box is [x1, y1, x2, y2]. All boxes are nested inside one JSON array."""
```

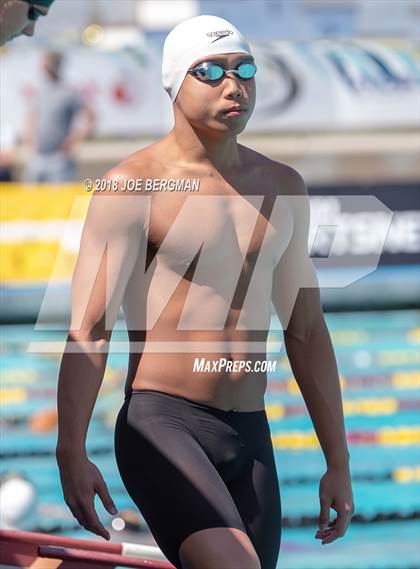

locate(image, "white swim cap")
[[162, 15, 253, 102]]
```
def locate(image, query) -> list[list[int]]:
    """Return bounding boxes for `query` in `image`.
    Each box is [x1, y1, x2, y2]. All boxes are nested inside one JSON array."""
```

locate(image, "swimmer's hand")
[[315, 465, 355, 545], [57, 451, 118, 540]]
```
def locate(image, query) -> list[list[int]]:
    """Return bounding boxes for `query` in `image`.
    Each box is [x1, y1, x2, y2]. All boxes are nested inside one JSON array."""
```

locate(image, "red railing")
[[0, 530, 175, 568]]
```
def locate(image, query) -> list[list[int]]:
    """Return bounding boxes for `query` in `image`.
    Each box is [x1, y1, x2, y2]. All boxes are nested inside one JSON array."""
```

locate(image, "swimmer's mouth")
[[223, 106, 247, 116]]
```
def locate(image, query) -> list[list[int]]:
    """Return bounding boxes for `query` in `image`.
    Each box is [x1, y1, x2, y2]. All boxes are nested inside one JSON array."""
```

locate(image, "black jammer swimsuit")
[[114, 388, 282, 569]]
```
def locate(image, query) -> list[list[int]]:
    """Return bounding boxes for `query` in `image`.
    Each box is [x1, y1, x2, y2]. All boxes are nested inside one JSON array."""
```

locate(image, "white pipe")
[[121, 542, 168, 561]]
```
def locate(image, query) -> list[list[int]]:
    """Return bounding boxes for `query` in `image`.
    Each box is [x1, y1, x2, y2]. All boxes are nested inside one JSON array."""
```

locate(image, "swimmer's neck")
[[166, 113, 243, 172]]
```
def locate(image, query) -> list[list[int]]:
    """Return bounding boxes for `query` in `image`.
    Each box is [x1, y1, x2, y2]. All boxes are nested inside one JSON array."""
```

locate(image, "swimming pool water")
[[0, 310, 419, 569]]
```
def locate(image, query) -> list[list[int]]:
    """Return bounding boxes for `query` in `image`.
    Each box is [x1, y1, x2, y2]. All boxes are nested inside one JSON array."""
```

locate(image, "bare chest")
[[143, 177, 293, 273]]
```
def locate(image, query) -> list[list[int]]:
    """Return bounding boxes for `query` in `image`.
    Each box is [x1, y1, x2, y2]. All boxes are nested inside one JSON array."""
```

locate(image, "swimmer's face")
[[0, 0, 49, 46], [175, 52, 256, 135]]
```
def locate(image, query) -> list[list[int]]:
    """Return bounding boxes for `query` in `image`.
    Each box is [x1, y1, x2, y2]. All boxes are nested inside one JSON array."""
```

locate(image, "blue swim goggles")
[[187, 60, 257, 82], [21, 0, 55, 21]]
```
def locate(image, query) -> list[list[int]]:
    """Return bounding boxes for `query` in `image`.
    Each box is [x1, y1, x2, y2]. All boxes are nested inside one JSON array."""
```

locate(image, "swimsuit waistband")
[[125, 388, 265, 415]]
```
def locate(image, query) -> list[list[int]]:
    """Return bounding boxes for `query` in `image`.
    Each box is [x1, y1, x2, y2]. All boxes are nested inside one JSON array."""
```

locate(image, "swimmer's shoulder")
[[238, 144, 307, 197], [85, 147, 163, 230], [102, 144, 165, 190]]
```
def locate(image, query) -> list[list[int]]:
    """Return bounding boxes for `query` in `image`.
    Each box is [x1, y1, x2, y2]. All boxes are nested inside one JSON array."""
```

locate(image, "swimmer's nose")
[[224, 75, 243, 98]]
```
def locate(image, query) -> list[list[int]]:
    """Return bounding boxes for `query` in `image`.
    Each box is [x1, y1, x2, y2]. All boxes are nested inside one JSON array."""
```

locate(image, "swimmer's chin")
[[214, 114, 251, 132], [189, 114, 251, 135], [216, 119, 249, 135]]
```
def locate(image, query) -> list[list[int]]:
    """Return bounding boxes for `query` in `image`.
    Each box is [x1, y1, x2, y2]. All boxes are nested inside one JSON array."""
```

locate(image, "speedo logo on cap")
[[206, 29, 234, 43]]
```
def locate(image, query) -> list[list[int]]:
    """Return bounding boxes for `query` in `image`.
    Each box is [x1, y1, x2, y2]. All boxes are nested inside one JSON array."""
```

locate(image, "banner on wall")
[[1, 38, 419, 140], [308, 183, 420, 268], [0, 184, 418, 322], [1, 184, 418, 286]]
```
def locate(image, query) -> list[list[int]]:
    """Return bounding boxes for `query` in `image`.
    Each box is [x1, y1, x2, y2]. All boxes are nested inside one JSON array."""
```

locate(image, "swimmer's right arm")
[[56, 170, 144, 539]]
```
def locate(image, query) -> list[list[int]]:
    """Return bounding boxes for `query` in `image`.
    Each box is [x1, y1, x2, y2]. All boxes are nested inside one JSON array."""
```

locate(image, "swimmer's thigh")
[[114, 401, 251, 569], [227, 426, 282, 569]]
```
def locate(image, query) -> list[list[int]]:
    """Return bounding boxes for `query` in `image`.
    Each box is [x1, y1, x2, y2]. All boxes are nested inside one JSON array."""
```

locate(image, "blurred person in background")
[[0, 0, 54, 45], [22, 50, 96, 183], [0, 123, 18, 181]]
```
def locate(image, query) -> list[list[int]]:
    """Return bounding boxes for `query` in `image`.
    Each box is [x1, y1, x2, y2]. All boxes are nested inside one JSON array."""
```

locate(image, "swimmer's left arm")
[[271, 166, 354, 543]]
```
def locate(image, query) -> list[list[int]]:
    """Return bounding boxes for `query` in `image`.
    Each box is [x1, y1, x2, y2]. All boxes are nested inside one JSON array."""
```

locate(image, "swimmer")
[[0, 0, 54, 46], [56, 14, 355, 569]]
